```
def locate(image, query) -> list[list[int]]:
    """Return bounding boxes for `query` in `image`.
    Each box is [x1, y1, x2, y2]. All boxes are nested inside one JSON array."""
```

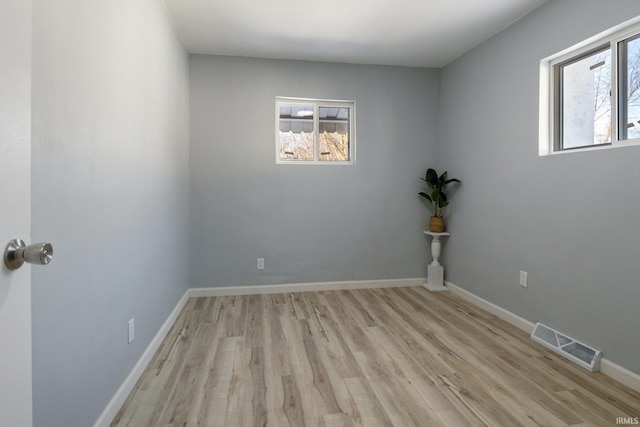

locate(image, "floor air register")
[[531, 322, 602, 372]]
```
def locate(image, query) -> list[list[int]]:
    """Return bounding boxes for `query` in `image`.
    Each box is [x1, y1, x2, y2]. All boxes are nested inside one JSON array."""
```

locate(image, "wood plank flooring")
[[112, 287, 640, 426]]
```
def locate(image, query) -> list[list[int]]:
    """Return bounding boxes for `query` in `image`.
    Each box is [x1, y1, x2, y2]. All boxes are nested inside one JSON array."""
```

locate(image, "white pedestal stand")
[[422, 231, 450, 292]]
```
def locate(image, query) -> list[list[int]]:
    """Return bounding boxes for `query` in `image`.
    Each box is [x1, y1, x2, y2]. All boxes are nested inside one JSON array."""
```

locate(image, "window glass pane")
[[318, 107, 350, 161], [621, 35, 640, 140], [278, 105, 314, 161], [561, 48, 611, 149]]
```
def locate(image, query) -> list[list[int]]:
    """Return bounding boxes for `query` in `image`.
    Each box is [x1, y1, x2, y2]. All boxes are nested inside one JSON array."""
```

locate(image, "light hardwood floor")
[[112, 287, 640, 426]]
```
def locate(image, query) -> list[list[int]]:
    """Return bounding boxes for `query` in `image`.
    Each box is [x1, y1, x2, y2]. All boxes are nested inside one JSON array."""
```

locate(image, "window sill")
[[539, 139, 640, 157]]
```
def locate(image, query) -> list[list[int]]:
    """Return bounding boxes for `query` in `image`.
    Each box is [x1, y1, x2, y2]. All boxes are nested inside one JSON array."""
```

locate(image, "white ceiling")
[[164, 0, 548, 68]]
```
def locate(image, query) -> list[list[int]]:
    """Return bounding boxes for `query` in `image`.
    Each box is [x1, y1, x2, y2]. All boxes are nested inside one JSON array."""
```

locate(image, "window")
[[543, 19, 640, 154], [556, 46, 611, 150], [620, 33, 640, 141], [276, 97, 355, 164]]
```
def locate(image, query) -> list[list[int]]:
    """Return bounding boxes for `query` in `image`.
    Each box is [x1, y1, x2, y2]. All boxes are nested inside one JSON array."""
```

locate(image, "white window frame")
[[275, 96, 356, 165], [540, 17, 640, 156]]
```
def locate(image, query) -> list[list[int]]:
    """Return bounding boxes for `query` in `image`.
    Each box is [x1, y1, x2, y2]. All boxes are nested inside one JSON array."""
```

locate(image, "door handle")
[[4, 239, 53, 270]]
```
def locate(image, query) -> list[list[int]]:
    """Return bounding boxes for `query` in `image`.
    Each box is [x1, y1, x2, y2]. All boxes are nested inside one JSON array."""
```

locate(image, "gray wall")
[[439, 0, 640, 374], [31, 0, 190, 425], [189, 56, 439, 287]]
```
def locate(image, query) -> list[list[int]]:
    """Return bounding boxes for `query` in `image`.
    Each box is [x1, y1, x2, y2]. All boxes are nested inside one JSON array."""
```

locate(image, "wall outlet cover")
[[519, 270, 528, 287], [128, 318, 135, 344]]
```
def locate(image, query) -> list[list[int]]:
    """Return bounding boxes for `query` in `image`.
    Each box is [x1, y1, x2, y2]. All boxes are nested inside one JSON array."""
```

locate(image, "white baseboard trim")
[[445, 281, 535, 334], [93, 290, 190, 427], [600, 359, 640, 393], [444, 281, 640, 393], [189, 277, 427, 297]]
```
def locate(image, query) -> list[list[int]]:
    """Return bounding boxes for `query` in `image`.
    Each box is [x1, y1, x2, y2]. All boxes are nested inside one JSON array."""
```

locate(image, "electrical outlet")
[[128, 318, 135, 344], [519, 270, 528, 288], [257, 258, 264, 270]]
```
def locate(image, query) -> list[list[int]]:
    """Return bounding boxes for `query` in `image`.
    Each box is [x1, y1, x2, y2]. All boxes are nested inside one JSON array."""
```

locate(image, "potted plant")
[[418, 168, 461, 232]]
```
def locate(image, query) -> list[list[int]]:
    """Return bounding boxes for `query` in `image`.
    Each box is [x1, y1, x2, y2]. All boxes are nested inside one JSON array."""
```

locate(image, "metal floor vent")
[[531, 322, 602, 372]]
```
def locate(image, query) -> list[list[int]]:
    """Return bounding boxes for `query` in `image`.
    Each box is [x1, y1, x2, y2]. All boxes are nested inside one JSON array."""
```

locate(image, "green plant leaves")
[[418, 192, 432, 203], [418, 168, 461, 217], [425, 168, 438, 186]]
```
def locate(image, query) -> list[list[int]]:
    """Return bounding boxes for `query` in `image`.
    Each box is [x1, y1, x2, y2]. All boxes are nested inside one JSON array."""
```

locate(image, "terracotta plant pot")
[[429, 216, 444, 232]]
